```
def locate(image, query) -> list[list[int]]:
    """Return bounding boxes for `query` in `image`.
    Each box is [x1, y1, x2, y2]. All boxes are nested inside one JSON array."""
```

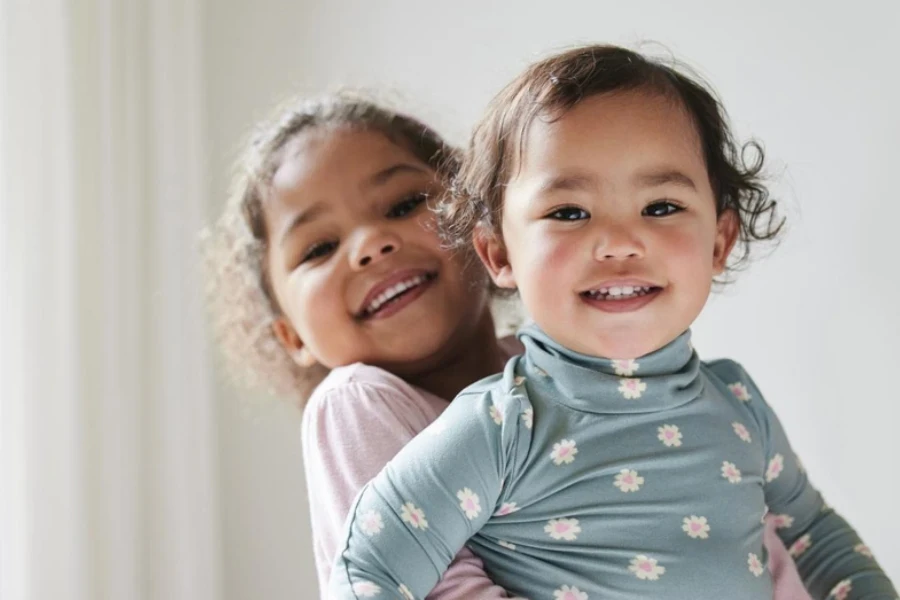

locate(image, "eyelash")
[[642, 200, 685, 217], [386, 192, 428, 218], [546, 206, 590, 221], [297, 192, 428, 265], [544, 200, 686, 221]]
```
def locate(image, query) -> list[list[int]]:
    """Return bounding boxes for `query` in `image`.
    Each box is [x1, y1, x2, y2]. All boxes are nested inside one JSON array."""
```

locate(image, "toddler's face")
[[480, 90, 736, 359], [265, 128, 489, 373]]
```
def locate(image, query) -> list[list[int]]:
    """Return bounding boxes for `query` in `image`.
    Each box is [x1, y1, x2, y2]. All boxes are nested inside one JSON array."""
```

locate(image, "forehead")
[[516, 90, 705, 175], [271, 126, 427, 194]]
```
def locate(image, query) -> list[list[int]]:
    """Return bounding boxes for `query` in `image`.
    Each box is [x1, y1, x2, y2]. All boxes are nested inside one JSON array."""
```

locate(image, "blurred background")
[[2, 1, 898, 599]]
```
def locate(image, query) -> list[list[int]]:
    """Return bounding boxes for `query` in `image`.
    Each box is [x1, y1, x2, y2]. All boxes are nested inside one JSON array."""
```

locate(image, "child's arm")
[[327, 387, 526, 599], [303, 372, 518, 599], [721, 361, 897, 599]]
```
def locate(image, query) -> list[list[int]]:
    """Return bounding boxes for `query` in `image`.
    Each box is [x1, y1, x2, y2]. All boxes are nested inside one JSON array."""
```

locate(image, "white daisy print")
[[550, 439, 578, 465], [770, 513, 794, 529], [748, 553, 765, 577], [545, 517, 581, 541], [728, 382, 752, 401], [788, 534, 812, 558], [612, 359, 639, 376], [457, 488, 482, 520], [629, 554, 665, 580], [732, 422, 752, 443], [522, 407, 534, 430], [766, 454, 785, 482], [657, 424, 682, 447], [400, 502, 428, 530], [489, 403, 503, 425], [830, 579, 852, 600], [854, 543, 873, 558], [614, 469, 644, 493], [554, 585, 588, 600], [682, 515, 711, 539], [494, 502, 520, 516], [498, 540, 517, 551], [399, 583, 415, 600], [618, 378, 647, 399], [359, 510, 384, 536], [721, 461, 742, 483], [352, 581, 382, 597]]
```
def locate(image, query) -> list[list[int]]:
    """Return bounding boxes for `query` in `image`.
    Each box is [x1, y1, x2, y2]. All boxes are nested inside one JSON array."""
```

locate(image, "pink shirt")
[[302, 357, 809, 599]]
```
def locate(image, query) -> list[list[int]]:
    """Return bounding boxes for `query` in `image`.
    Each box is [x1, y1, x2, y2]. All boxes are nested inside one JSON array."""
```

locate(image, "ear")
[[271, 317, 318, 368], [712, 209, 740, 274], [473, 223, 517, 289]]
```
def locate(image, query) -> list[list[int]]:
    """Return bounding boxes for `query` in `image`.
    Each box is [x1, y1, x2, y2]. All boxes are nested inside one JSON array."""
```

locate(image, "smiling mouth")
[[358, 272, 438, 319], [580, 285, 661, 301]]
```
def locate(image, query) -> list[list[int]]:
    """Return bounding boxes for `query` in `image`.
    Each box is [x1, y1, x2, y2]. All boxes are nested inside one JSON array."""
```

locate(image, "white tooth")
[[600, 287, 609, 294], [609, 286, 622, 296], [623, 286, 634, 295]]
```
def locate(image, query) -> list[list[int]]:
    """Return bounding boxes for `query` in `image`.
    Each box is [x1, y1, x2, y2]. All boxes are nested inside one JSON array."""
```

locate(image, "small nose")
[[593, 223, 645, 261], [350, 228, 402, 270], [358, 243, 395, 267]]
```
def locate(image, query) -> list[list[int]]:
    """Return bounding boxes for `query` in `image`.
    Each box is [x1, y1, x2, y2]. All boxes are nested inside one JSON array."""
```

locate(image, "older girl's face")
[[266, 127, 490, 376]]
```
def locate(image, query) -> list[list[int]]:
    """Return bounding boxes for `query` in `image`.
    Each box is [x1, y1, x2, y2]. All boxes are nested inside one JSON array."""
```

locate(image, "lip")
[[581, 278, 661, 293], [356, 268, 438, 319], [580, 287, 663, 313]]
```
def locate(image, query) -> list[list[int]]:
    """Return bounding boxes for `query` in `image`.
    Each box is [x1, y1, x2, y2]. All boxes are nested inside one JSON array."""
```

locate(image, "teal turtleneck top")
[[329, 325, 896, 600]]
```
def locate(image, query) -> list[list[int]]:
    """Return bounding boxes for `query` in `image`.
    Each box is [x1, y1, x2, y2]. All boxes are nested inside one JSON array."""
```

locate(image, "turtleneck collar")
[[517, 323, 703, 414]]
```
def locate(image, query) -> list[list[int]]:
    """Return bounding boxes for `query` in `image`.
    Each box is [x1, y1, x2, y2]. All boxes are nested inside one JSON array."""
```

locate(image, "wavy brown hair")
[[439, 45, 783, 282], [200, 91, 458, 400]]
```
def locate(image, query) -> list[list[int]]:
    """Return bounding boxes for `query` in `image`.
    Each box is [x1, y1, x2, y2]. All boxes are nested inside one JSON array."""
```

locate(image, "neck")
[[520, 324, 702, 415], [407, 309, 507, 401]]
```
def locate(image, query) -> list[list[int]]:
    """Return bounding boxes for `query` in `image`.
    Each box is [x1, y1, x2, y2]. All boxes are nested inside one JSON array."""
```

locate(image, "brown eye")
[[643, 201, 684, 217], [387, 193, 427, 218], [301, 241, 338, 264], [547, 206, 590, 221]]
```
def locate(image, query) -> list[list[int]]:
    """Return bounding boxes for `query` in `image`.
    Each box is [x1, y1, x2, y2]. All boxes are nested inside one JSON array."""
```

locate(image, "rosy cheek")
[[527, 230, 580, 268]]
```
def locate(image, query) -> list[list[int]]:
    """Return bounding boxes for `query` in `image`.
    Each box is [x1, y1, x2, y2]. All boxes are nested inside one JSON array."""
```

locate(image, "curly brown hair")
[[439, 44, 783, 281], [200, 91, 458, 401]]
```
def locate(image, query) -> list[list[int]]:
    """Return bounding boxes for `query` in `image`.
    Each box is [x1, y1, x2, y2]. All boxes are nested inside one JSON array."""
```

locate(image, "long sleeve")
[[328, 384, 527, 600], [722, 360, 897, 600], [302, 365, 516, 599]]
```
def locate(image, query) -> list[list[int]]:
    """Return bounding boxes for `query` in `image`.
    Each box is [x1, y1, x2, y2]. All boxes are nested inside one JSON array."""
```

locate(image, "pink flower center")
[[465, 499, 475, 510], [640, 562, 652, 572], [562, 593, 577, 600], [555, 523, 569, 533], [691, 523, 701, 531]]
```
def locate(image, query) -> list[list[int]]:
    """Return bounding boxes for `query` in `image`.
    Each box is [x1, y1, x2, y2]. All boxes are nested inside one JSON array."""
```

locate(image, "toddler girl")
[[329, 48, 896, 599]]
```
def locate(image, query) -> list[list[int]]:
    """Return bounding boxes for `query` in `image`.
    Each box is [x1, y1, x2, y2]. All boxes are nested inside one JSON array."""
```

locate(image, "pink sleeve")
[[301, 373, 515, 599], [764, 515, 812, 600]]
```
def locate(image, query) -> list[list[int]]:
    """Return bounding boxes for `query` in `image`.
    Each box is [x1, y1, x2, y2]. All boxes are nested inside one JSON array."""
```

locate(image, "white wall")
[[203, 1, 900, 597]]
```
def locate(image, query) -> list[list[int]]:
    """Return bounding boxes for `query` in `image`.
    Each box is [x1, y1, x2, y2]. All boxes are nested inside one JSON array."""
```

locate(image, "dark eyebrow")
[[368, 162, 430, 186], [633, 169, 697, 190], [277, 163, 430, 247], [279, 201, 326, 248]]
